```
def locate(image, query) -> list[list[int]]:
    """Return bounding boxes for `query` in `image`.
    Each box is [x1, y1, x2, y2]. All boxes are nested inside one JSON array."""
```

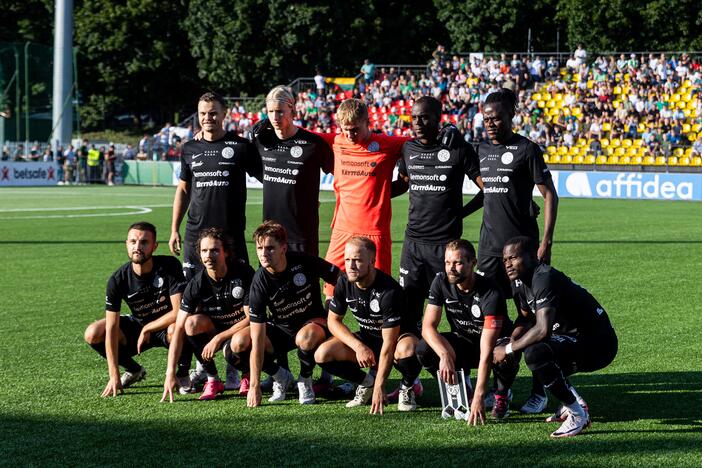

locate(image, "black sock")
[[415, 339, 439, 375], [297, 348, 316, 379], [535, 363, 576, 405], [176, 340, 193, 377], [395, 356, 422, 387], [187, 333, 217, 376], [319, 360, 366, 384], [262, 352, 279, 376], [224, 345, 251, 374], [494, 357, 520, 396], [531, 373, 546, 397], [277, 351, 290, 371]]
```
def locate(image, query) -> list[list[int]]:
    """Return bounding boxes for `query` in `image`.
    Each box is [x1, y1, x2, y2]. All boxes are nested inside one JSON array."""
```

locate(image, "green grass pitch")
[[0, 186, 701, 466]]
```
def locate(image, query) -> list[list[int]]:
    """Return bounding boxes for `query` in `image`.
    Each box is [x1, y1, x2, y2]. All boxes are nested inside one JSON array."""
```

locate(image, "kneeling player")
[[161, 228, 255, 401], [315, 237, 423, 414], [416, 239, 517, 423], [493, 237, 618, 438], [247, 221, 340, 406], [84, 222, 191, 397]]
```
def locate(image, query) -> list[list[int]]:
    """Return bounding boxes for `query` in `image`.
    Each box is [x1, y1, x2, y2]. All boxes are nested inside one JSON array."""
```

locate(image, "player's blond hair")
[[336, 99, 369, 126], [346, 236, 376, 260], [265, 85, 295, 110]]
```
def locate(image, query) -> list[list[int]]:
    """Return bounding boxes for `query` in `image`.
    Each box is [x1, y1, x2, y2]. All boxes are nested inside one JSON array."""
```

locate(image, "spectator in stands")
[[123, 143, 136, 160], [63, 144, 76, 184], [692, 136, 702, 156], [360, 59, 375, 83], [138, 134, 150, 160], [314, 68, 326, 97], [574, 44, 587, 66], [1, 146, 8, 160], [106, 144, 117, 186]]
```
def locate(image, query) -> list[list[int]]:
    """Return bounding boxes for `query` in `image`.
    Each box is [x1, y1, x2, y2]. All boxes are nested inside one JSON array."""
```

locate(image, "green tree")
[[0, 0, 53, 44], [433, 0, 560, 52], [74, 0, 198, 129]]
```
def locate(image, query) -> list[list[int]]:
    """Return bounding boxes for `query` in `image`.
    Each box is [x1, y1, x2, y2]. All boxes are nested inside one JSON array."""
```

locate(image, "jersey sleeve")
[[328, 276, 348, 316], [512, 282, 530, 312], [461, 142, 481, 181], [241, 264, 256, 306], [247, 271, 268, 324], [315, 132, 337, 147], [397, 148, 408, 178], [310, 255, 341, 285], [532, 268, 560, 312], [245, 141, 263, 181], [315, 135, 334, 174], [480, 285, 507, 330], [526, 141, 551, 185], [164, 257, 187, 296], [179, 150, 191, 182], [105, 274, 122, 312], [427, 275, 445, 306], [381, 287, 403, 329], [179, 278, 201, 314], [384, 135, 410, 160]]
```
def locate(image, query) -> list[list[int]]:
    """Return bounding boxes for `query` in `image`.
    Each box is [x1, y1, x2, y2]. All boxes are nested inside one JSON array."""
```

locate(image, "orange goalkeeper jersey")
[[318, 132, 409, 235]]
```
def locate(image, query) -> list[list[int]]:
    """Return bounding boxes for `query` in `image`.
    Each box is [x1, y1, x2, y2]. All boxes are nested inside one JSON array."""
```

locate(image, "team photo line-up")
[[83, 86, 617, 439]]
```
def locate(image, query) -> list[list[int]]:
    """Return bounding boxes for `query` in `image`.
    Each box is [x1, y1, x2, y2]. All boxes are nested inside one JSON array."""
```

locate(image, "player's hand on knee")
[[370, 387, 386, 415], [247, 385, 262, 407], [161, 375, 176, 403], [101, 377, 123, 398], [355, 345, 376, 368], [468, 399, 486, 426], [493, 345, 507, 364], [137, 330, 150, 354], [202, 339, 218, 360], [169, 231, 181, 256]]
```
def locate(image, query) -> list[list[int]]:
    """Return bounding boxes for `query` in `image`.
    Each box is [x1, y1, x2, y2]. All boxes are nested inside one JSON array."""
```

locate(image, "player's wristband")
[[505, 343, 514, 355]]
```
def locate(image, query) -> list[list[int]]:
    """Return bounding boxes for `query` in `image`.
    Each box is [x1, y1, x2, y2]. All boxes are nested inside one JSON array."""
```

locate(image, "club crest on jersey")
[[437, 149, 451, 162], [367, 141, 380, 152], [501, 152, 514, 165], [293, 273, 307, 286], [222, 170, 230, 177], [290, 146, 303, 158], [159, 296, 166, 303], [232, 286, 245, 299], [370, 299, 380, 312], [439, 174, 447, 181], [471, 304, 481, 318], [292, 169, 299, 175], [153, 276, 164, 288], [222, 147, 235, 159]]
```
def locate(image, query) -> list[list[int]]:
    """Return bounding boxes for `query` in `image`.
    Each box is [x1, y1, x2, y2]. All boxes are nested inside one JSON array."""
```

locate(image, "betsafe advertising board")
[[0, 162, 60, 186]]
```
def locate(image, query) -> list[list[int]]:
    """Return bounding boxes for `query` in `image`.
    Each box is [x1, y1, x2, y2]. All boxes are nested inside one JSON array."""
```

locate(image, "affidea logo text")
[[565, 172, 694, 200]]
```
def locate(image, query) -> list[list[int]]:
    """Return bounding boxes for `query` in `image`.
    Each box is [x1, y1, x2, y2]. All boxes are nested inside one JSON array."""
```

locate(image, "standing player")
[[170, 92, 261, 390], [493, 237, 618, 438], [416, 240, 517, 422], [84, 222, 191, 396], [319, 98, 407, 298], [393, 95, 483, 364], [161, 228, 255, 401], [256, 85, 334, 256], [247, 222, 340, 406], [475, 88, 559, 412], [315, 237, 423, 414], [169, 91, 261, 280]]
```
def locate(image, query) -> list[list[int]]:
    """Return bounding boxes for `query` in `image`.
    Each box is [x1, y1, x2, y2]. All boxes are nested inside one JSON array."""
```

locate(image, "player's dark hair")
[[445, 239, 476, 261], [505, 236, 538, 258], [348, 236, 376, 256], [199, 91, 227, 110], [253, 220, 288, 246], [128, 221, 157, 239], [197, 227, 235, 262], [485, 88, 518, 118], [414, 96, 442, 119]]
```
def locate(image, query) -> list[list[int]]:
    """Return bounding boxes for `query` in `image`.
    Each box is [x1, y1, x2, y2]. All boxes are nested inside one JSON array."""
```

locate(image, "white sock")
[[565, 400, 585, 417], [207, 373, 218, 382], [361, 373, 375, 387]]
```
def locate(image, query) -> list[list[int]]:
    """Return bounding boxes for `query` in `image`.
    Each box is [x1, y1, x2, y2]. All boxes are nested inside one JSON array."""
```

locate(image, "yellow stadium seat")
[[620, 156, 631, 165], [691, 157, 702, 166], [613, 86, 622, 94], [692, 123, 701, 133], [542, 154, 550, 164], [632, 156, 643, 165], [547, 100, 556, 108], [561, 155, 573, 164], [574, 155, 586, 164], [550, 154, 561, 164], [558, 146, 568, 155], [654, 156, 667, 165], [605, 147, 615, 156], [683, 123, 692, 133], [688, 132, 697, 142], [585, 155, 596, 164], [596, 155, 607, 165], [577, 138, 588, 147], [677, 101, 687, 110], [670, 94, 680, 102], [569, 146, 581, 155], [637, 123, 647, 133], [643, 156, 655, 165], [615, 147, 626, 156], [679, 157, 691, 166], [587, 80, 594, 89], [622, 138, 632, 147], [673, 147, 684, 157], [633, 138, 644, 147], [532, 93, 541, 101], [547, 145, 557, 154], [601, 138, 610, 147], [627, 147, 638, 156], [668, 156, 679, 165], [602, 122, 612, 132], [606, 155, 620, 165], [610, 139, 621, 148], [538, 100, 546, 108]]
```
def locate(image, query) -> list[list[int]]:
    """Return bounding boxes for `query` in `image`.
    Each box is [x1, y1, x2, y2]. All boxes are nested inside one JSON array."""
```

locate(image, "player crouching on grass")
[[84, 222, 192, 397], [315, 237, 423, 414], [161, 228, 255, 402], [493, 237, 618, 438], [416, 239, 518, 423]]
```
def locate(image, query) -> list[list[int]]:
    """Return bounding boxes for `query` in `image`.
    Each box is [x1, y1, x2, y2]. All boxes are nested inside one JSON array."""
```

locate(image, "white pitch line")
[[0, 207, 153, 220]]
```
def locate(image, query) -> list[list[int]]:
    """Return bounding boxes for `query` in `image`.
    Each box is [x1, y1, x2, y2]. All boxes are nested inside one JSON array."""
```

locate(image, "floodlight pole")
[[52, 0, 74, 148]]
